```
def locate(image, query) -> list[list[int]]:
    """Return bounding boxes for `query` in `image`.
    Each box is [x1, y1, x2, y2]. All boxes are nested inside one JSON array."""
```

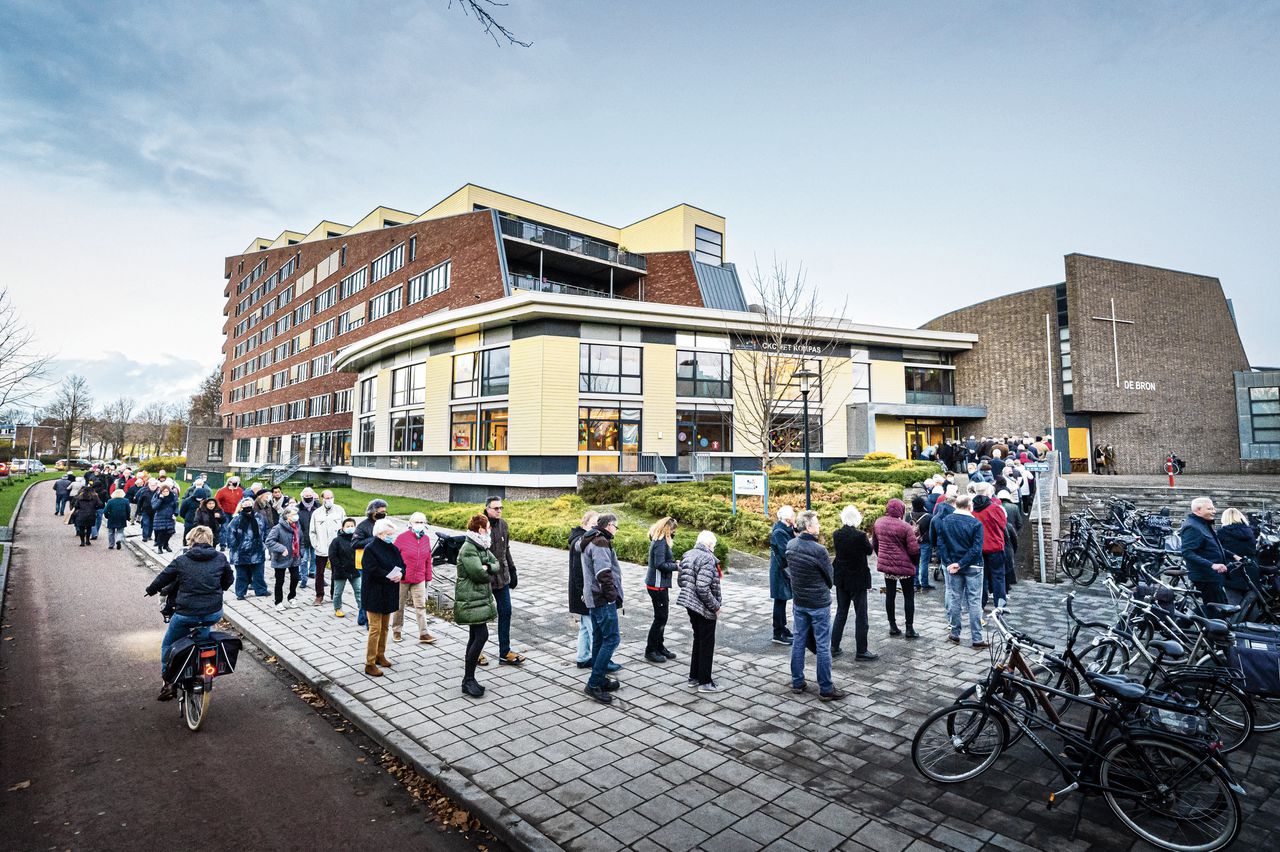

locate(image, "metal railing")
[[905, 391, 957, 406], [639, 453, 694, 483], [508, 272, 637, 302], [498, 215, 647, 271]]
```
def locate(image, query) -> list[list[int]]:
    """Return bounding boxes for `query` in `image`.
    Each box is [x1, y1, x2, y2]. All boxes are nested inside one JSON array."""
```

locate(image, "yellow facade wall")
[[419, 185, 620, 243], [422, 356, 451, 454], [622, 205, 726, 256], [642, 345, 677, 456], [538, 337, 581, 455], [870, 360, 906, 404], [373, 369, 392, 452], [507, 338, 545, 456], [821, 359, 853, 457], [875, 418, 907, 457]]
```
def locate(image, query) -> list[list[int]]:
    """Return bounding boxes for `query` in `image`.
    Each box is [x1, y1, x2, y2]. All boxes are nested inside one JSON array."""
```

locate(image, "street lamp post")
[[792, 367, 818, 510]]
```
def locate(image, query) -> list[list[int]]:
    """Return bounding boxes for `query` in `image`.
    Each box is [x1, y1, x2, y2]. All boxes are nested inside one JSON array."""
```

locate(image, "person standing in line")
[[909, 495, 935, 592], [483, 497, 526, 667], [360, 519, 405, 677], [353, 499, 390, 628], [392, 512, 435, 644], [973, 484, 1008, 610], [254, 490, 277, 531], [678, 530, 723, 693], [151, 484, 179, 554], [103, 488, 131, 551], [71, 484, 103, 547], [193, 497, 225, 546], [1180, 497, 1233, 609], [455, 514, 498, 697], [873, 498, 921, 639], [644, 517, 680, 664], [227, 497, 270, 600], [934, 495, 988, 649], [831, 505, 876, 661], [1219, 507, 1259, 606], [329, 517, 361, 618], [1093, 443, 1107, 475], [86, 464, 110, 540], [136, 479, 159, 543], [308, 490, 347, 606], [581, 514, 624, 703], [296, 487, 320, 591], [214, 476, 244, 517], [1103, 443, 1117, 475], [53, 473, 74, 516], [266, 505, 303, 611], [769, 505, 797, 645], [786, 510, 844, 701], [569, 510, 599, 668]]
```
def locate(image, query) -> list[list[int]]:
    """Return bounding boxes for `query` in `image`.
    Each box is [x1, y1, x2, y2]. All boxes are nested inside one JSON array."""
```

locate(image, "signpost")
[[731, 471, 768, 517], [1025, 460, 1050, 584]]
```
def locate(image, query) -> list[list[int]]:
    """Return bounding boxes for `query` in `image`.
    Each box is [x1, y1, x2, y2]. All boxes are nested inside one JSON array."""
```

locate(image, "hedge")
[[138, 456, 187, 473]]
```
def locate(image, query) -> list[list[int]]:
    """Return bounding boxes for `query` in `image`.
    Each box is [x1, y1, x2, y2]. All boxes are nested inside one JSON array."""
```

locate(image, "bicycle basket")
[[1227, 626, 1280, 698]]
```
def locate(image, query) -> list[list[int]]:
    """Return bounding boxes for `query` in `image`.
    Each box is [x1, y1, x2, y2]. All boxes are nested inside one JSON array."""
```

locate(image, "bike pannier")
[[1228, 625, 1280, 698]]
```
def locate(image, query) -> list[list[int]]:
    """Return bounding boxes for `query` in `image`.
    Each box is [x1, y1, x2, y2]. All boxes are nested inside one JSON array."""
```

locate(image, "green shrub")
[[577, 475, 642, 504], [139, 456, 186, 473], [862, 451, 901, 462]]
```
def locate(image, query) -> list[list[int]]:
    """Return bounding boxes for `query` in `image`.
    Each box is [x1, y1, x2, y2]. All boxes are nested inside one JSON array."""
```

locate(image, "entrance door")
[[1068, 427, 1091, 473], [675, 415, 695, 472], [904, 418, 959, 460]]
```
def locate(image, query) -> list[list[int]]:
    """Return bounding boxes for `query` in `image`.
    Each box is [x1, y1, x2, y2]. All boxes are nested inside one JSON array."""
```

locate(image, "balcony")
[[508, 272, 637, 302], [905, 391, 956, 406], [498, 215, 647, 272]]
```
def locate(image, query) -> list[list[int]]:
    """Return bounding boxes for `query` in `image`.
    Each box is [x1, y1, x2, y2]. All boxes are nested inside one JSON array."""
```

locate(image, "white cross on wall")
[[1090, 297, 1135, 388]]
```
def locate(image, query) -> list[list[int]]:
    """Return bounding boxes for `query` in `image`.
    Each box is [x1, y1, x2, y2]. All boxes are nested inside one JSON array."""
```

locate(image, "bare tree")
[[165, 402, 190, 455], [450, 0, 530, 46], [139, 402, 169, 457], [0, 289, 50, 411], [729, 260, 852, 470], [44, 374, 93, 460], [188, 369, 222, 426], [101, 397, 136, 459]]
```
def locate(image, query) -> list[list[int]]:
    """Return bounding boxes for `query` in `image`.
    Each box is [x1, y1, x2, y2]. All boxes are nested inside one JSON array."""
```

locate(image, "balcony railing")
[[905, 391, 957, 406], [498, 215, 647, 271], [508, 272, 637, 302]]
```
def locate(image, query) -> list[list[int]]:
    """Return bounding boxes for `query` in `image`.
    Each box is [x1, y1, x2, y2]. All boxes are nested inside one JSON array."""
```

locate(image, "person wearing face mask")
[[393, 512, 436, 644], [136, 479, 160, 543], [227, 497, 270, 599], [308, 490, 347, 606], [360, 519, 406, 677], [455, 515, 498, 698], [352, 500, 389, 628], [266, 505, 303, 611], [295, 487, 319, 591], [151, 485, 180, 554], [329, 518, 361, 618]]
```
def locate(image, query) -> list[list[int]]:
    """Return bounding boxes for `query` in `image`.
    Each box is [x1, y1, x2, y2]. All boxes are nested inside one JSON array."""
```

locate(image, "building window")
[[407, 261, 450, 304], [450, 406, 509, 471], [337, 306, 365, 335], [450, 407, 477, 450], [578, 407, 641, 472], [311, 352, 333, 377], [358, 416, 375, 452], [312, 319, 336, 345], [677, 350, 732, 398], [314, 285, 337, 313], [904, 366, 955, 406], [768, 410, 823, 454], [579, 344, 642, 395], [288, 400, 306, 420], [391, 363, 426, 407], [266, 436, 282, 464], [338, 268, 367, 300], [452, 347, 510, 398], [334, 388, 353, 414], [359, 377, 376, 413], [370, 243, 405, 284], [389, 412, 424, 452], [207, 439, 224, 462], [1250, 387, 1280, 443], [310, 394, 331, 416], [851, 361, 871, 404], [294, 301, 312, 324], [694, 225, 723, 266], [333, 429, 352, 464], [369, 286, 402, 321], [235, 439, 251, 463], [408, 235, 416, 261], [676, 408, 733, 454]]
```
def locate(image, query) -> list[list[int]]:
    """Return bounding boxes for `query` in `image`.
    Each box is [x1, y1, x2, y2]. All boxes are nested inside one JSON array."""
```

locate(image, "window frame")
[[676, 349, 732, 398], [579, 343, 643, 395]]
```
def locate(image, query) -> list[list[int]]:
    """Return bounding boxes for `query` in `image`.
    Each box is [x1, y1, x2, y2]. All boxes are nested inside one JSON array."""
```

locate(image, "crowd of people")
[[916, 431, 1053, 475]]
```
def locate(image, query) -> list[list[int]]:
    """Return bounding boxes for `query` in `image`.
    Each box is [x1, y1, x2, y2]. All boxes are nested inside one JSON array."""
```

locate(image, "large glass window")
[[359, 377, 376, 413], [235, 439, 251, 463], [207, 439, 224, 462], [905, 366, 956, 405], [578, 407, 641, 472], [358, 416, 375, 452], [452, 347, 510, 398], [450, 407, 477, 450], [338, 268, 367, 300], [579, 344, 642, 395], [333, 429, 352, 464], [677, 350, 732, 398], [1250, 387, 1280, 443], [390, 412, 424, 452], [676, 408, 733, 454], [768, 410, 823, 454], [369, 243, 404, 284], [408, 261, 451, 304], [851, 361, 871, 404], [694, 225, 723, 266], [391, 363, 425, 407], [369, 286, 402, 321]]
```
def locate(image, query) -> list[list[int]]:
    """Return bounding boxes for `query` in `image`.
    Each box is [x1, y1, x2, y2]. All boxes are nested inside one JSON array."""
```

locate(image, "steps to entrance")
[[1062, 477, 1279, 522]]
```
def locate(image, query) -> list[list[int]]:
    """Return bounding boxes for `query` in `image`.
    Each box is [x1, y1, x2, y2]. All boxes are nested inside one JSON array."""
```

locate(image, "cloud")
[[41, 353, 212, 412]]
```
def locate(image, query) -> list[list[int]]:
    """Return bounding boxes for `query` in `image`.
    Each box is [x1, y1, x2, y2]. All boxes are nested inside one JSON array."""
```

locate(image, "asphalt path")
[[0, 480, 497, 852]]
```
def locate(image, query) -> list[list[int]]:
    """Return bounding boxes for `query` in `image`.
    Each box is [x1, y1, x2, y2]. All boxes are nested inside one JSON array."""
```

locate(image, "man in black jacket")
[[568, 510, 598, 668], [485, 497, 526, 666], [785, 510, 844, 701]]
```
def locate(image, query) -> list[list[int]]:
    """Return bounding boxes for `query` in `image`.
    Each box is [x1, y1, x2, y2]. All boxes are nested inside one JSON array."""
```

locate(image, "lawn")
[[2, 471, 65, 526]]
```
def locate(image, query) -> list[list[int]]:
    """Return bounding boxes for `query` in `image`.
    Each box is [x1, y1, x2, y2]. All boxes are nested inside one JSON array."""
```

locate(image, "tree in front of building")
[[188, 369, 222, 426], [44, 374, 93, 461], [0, 288, 50, 413]]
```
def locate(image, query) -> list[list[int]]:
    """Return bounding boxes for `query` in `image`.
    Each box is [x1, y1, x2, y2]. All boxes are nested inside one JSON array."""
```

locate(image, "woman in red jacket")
[[393, 512, 436, 644], [872, 498, 921, 638]]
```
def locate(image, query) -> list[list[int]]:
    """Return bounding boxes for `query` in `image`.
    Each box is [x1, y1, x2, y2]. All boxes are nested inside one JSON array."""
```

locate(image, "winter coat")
[[677, 544, 722, 619], [1181, 513, 1228, 585], [785, 532, 835, 608], [146, 544, 233, 617], [768, 520, 795, 601], [393, 529, 433, 584], [832, 525, 873, 594], [226, 510, 268, 566], [934, 511, 985, 569], [568, 526, 590, 616], [70, 491, 102, 526], [179, 493, 201, 528], [487, 515, 516, 590], [193, 505, 224, 541], [359, 537, 405, 614], [329, 532, 359, 581], [871, 499, 920, 578], [308, 503, 348, 557], [973, 496, 1007, 554], [295, 498, 319, 548], [581, 530, 622, 610], [645, 537, 678, 590], [354, 516, 379, 551], [1219, 522, 1259, 593], [150, 491, 179, 532], [151, 478, 179, 498], [454, 536, 498, 625], [265, 519, 301, 570], [103, 496, 131, 530], [53, 478, 74, 498], [214, 485, 243, 516], [136, 488, 157, 518]]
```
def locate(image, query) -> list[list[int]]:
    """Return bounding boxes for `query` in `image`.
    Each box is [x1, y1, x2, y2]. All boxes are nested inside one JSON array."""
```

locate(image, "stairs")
[[1062, 480, 1279, 525], [242, 454, 302, 487]]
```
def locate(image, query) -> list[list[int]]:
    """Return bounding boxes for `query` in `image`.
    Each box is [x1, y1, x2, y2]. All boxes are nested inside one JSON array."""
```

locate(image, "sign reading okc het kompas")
[[731, 339, 852, 358]]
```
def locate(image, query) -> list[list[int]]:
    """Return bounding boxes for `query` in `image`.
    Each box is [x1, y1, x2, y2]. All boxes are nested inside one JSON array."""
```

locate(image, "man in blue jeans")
[[934, 495, 989, 648], [580, 514, 623, 703], [785, 510, 844, 701], [485, 497, 528, 666]]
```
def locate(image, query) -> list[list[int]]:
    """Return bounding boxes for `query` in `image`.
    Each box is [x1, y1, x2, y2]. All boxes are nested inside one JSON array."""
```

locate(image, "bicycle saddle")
[[1162, 568, 1188, 578], [1203, 603, 1241, 620], [1147, 639, 1186, 660], [1084, 673, 1146, 701]]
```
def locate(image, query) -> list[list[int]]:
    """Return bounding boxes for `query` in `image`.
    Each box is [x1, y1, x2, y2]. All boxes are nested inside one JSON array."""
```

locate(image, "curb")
[[1, 477, 49, 622], [126, 538, 560, 852]]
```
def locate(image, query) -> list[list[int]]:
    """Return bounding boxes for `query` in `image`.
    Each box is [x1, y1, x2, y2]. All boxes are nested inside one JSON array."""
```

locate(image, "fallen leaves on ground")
[[8, 780, 30, 791]]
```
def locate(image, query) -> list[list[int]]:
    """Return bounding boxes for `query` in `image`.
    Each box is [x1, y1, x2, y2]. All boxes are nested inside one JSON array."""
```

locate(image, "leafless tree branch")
[[0, 288, 50, 411], [449, 0, 531, 47]]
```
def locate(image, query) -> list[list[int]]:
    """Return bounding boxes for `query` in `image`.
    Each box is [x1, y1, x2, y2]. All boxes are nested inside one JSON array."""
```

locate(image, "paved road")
[[0, 481, 498, 852]]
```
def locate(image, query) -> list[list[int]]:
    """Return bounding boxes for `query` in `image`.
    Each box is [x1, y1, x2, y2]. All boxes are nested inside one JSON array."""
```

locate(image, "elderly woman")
[[266, 505, 303, 611], [151, 483, 180, 553], [393, 512, 435, 644], [873, 498, 921, 638], [455, 514, 498, 697], [832, 505, 876, 660], [1219, 507, 1259, 606], [360, 518, 406, 677], [103, 488, 132, 550], [678, 530, 723, 693], [71, 482, 103, 546]]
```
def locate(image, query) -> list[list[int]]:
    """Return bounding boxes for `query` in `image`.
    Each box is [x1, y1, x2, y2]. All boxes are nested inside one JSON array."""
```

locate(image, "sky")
[[2, 0, 1278, 413]]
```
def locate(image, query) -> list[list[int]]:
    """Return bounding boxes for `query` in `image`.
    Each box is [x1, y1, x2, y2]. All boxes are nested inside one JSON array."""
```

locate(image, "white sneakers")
[[287, 598, 298, 609], [275, 602, 286, 612]]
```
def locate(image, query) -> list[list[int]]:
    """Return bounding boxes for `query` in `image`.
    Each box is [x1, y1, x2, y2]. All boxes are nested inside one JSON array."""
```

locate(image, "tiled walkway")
[[127, 521, 1280, 852]]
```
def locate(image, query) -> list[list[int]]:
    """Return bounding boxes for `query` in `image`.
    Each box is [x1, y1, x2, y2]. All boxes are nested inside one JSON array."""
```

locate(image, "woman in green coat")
[[455, 514, 498, 698]]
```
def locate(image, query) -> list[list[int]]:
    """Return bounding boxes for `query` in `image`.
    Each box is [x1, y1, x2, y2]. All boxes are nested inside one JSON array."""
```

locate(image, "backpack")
[[431, 533, 466, 565]]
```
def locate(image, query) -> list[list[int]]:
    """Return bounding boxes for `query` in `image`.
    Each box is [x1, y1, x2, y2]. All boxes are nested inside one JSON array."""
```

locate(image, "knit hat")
[[238, 497, 255, 510], [997, 490, 1014, 502]]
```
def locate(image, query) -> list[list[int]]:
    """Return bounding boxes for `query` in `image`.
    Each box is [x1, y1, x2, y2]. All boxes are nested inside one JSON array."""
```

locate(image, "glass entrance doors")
[[904, 418, 959, 460]]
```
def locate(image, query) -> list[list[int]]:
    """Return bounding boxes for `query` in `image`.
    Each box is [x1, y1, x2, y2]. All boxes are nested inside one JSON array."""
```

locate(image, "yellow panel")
[[296, 269, 314, 293], [455, 332, 481, 352], [539, 336, 581, 455], [1068, 427, 1090, 460], [821, 358, 852, 456], [346, 206, 416, 236], [418, 185, 621, 243], [507, 338, 543, 456], [875, 417, 907, 457], [643, 344, 676, 455], [622, 204, 726, 255], [423, 356, 451, 454], [870, 360, 906, 404], [269, 230, 306, 249], [373, 369, 391, 452]]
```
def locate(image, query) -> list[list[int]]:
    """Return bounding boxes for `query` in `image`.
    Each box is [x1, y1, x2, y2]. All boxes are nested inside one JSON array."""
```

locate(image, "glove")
[[508, 565, 518, 590]]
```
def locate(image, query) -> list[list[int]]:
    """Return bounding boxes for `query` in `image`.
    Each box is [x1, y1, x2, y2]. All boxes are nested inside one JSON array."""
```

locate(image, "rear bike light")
[[203, 664, 218, 677], [199, 649, 217, 659]]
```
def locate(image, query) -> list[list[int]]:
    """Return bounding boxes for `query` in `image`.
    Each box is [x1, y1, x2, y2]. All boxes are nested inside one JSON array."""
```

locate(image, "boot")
[[461, 678, 485, 698], [888, 620, 901, 637], [905, 626, 920, 639], [364, 664, 384, 677], [376, 655, 393, 668]]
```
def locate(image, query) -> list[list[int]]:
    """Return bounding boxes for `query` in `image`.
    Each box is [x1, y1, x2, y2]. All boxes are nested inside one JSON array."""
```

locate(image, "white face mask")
[[323, 498, 333, 508], [410, 523, 425, 532]]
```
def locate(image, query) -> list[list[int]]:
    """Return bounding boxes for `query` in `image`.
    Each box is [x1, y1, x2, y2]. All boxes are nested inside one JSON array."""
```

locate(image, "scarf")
[[290, 522, 300, 559], [466, 530, 492, 549]]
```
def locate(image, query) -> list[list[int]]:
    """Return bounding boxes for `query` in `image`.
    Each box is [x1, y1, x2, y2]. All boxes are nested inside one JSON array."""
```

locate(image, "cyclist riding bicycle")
[[144, 525, 233, 701]]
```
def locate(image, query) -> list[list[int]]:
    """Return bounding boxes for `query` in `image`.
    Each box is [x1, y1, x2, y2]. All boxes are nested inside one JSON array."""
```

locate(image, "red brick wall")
[[640, 251, 703, 306]]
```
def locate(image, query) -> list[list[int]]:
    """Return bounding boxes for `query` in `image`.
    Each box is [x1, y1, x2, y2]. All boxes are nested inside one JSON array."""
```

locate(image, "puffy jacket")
[[832, 525, 873, 594], [226, 510, 268, 565], [193, 505, 224, 541], [568, 526, 590, 616], [53, 478, 74, 497], [645, 537, 678, 590], [973, 496, 1007, 554], [145, 544, 233, 616], [872, 499, 920, 578], [454, 535, 498, 625], [103, 497, 132, 530], [581, 531, 622, 609], [768, 521, 795, 601], [329, 531, 359, 581], [1219, 523, 1259, 592], [151, 491, 179, 532], [265, 519, 301, 570], [214, 485, 243, 516], [785, 533, 835, 608], [70, 491, 102, 525], [1181, 514, 1228, 585], [394, 528, 433, 584], [360, 537, 405, 614], [677, 544, 722, 619], [309, 503, 348, 556]]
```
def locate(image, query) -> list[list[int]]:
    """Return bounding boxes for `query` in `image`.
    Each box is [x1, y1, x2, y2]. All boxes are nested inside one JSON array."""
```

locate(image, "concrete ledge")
[[1, 478, 48, 620], [125, 537, 560, 852]]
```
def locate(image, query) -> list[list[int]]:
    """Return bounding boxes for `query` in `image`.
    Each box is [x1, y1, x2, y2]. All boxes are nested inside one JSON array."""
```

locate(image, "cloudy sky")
[[3, 1, 1278, 412]]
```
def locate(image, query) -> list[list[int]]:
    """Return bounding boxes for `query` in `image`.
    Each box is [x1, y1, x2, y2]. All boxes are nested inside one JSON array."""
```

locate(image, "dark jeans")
[[981, 550, 1007, 608], [494, 585, 512, 657], [1193, 581, 1227, 614], [832, 586, 869, 654], [55, 494, 68, 515], [160, 609, 223, 678], [235, 563, 269, 598], [646, 588, 669, 654], [313, 554, 328, 599], [464, 624, 488, 681], [772, 598, 789, 636], [91, 507, 105, 538], [274, 564, 300, 604], [885, 576, 915, 629], [140, 513, 153, 541], [688, 609, 717, 685], [587, 603, 621, 688]]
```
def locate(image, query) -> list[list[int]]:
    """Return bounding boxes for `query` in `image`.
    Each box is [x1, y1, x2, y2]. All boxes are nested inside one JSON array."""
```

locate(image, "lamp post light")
[[792, 366, 818, 510]]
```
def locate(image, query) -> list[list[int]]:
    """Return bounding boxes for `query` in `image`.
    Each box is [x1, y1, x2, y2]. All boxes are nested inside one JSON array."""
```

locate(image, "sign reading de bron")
[[1123, 380, 1156, 391]]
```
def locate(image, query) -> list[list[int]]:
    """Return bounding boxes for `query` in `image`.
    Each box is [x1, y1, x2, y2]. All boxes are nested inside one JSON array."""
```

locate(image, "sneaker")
[[888, 626, 902, 637], [660, 648, 677, 660], [275, 602, 286, 612], [585, 684, 613, 704], [644, 651, 668, 663], [905, 628, 920, 639], [947, 635, 961, 644], [771, 635, 790, 645], [972, 641, 991, 650], [156, 683, 175, 702], [831, 648, 844, 658], [855, 651, 880, 661], [335, 609, 345, 618], [606, 661, 622, 673], [697, 682, 722, 693], [287, 598, 298, 609], [576, 660, 592, 669], [819, 689, 846, 702], [780, 628, 794, 641], [419, 633, 436, 644], [393, 630, 402, 643], [792, 682, 808, 694], [688, 678, 699, 687]]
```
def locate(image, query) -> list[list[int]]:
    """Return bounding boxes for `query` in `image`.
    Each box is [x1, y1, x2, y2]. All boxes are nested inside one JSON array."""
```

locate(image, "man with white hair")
[[308, 489, 347, 605], [769, 505, 797, 644], [785, 510, 844, 700], [1180, 497, 1232, 609]]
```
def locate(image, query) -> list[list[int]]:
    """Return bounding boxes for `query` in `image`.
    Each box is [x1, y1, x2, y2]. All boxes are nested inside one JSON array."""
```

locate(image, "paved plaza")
[[127, 519, 1280, 852]]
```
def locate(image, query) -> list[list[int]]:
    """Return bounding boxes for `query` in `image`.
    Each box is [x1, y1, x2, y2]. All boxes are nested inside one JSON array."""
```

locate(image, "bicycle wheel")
[[1029, 659, 1081, 717], [911, 701, 1006, 783], [1160, 674, 1254, 753], [1099, 736, 1239, 852], [1084, 638, 1132, 677], [183, 686, 212, 732], [955, 681, 1034, 744], [1249, 694, 1280, 732]]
